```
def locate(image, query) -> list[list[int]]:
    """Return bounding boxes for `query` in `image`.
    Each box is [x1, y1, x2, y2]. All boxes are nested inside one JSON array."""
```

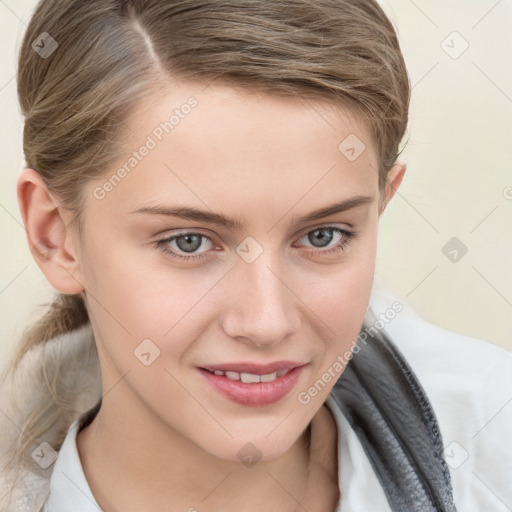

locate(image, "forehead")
[[89, 82, 379, 217]]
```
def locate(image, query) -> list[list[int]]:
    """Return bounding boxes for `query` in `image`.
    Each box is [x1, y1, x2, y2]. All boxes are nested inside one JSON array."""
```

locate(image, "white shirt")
[[41, 415, 100, 512], [42, 283, 512, 511]]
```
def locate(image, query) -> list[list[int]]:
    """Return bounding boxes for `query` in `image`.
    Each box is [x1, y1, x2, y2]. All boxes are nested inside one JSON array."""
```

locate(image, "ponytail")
[[3, 293, 89, 374]]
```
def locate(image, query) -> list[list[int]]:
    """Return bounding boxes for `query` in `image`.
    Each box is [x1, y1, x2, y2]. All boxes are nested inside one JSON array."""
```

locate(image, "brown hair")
[[1, 0, 410, 505]]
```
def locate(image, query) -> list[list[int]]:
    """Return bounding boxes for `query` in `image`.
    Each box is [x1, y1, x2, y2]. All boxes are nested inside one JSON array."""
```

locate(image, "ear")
[[378, 161, 406, 216], [17, 168, 85, 294]]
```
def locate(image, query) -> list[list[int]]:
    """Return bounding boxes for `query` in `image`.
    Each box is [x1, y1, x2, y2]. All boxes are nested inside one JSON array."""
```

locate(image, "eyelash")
[[155, 225, 359, 262]]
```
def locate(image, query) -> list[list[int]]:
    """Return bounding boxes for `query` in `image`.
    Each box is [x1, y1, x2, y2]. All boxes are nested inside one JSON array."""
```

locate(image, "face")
[[75, 82, 384, 463]]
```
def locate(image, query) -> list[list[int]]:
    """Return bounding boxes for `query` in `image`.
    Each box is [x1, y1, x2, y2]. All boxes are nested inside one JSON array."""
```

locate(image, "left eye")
[[294, 226, 358, 257], [298, 226, 346, 249], [156, 225, 358, 261]]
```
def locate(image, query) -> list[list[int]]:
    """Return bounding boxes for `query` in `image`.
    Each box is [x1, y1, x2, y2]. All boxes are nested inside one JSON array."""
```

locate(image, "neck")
[[76, 396, 338, 512]]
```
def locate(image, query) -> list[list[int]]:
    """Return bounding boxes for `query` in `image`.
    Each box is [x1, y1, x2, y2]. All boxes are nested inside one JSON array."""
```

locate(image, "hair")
[[1, 0, 410, 505]]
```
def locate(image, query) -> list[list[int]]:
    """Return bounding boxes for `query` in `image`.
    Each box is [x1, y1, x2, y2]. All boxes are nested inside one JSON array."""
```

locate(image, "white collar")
[[43, 408, 102, 511]]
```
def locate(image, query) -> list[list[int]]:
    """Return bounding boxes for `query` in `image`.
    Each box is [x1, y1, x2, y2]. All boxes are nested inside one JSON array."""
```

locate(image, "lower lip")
[[198, 365, 307, 406]]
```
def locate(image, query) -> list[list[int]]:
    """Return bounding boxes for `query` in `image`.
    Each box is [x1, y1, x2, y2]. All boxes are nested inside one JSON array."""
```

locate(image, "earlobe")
[[17, 168, 85, 294], [378, 161, 406, 216]]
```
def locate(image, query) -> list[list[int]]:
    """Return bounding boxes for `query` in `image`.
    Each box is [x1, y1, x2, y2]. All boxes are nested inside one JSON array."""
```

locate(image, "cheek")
[[308, 230, 376, 315], [81, 230, 167, 321], [304, 233, 377, 356], [80, 235, 217, 363], [78, 235, 168, 360]]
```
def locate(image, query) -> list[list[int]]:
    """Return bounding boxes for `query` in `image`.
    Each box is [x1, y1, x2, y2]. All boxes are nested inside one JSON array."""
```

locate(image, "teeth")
[[260, 371, 278, 382], [240, 373, 261, 383], [209, 368, 291, 383]]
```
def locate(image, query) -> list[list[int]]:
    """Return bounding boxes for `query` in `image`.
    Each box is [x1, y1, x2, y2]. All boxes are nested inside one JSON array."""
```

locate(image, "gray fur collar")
[[0, 323, 101, 512]]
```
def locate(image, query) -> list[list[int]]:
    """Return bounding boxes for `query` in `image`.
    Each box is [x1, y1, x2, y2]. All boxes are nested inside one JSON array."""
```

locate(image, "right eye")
[[155, 232, 216, 261]]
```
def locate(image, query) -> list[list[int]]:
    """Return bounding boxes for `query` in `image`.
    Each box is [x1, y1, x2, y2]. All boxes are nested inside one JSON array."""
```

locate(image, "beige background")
[[1, 0, 511, 367]]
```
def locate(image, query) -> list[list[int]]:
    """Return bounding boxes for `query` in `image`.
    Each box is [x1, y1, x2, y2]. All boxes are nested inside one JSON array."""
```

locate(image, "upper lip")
[[200, 361, 307, 375]]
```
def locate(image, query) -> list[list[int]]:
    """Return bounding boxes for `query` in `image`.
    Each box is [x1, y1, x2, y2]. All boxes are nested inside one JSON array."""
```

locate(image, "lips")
[[198, 363, 308, 406]]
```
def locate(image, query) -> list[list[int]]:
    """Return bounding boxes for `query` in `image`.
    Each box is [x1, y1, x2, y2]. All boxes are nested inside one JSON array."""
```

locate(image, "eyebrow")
[[130, 195, 374, 232]]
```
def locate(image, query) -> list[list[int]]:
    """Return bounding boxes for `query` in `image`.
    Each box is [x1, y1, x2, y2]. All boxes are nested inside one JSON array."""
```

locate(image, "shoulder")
[[368, 283, 512, 511], [367, 283, 512, 401]]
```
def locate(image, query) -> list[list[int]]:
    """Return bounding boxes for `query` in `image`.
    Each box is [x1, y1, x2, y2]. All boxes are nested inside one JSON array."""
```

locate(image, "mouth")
[[199, 360, 304, 376], [198, 362, 308, 406], [200, 367, 292, 383]]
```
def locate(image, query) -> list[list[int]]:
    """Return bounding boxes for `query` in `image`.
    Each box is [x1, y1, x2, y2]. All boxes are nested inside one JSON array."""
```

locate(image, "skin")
[[18, 81, 405, 511]]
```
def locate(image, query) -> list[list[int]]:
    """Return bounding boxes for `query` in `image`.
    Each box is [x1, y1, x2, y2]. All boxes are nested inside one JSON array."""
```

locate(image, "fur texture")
[[0, 323, 102, 511]]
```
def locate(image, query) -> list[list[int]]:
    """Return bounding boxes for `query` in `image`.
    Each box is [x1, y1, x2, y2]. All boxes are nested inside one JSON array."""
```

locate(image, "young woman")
[[1, 1, 511, 511]]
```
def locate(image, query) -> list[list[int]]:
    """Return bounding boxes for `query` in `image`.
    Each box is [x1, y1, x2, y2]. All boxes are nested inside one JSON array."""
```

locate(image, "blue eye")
[[155, 226, 359, 261], [296, 226, 358, 256]]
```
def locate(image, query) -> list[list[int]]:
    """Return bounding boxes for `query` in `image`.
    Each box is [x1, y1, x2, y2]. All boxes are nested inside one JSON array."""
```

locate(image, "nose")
[[221, 249, 301, 348]]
